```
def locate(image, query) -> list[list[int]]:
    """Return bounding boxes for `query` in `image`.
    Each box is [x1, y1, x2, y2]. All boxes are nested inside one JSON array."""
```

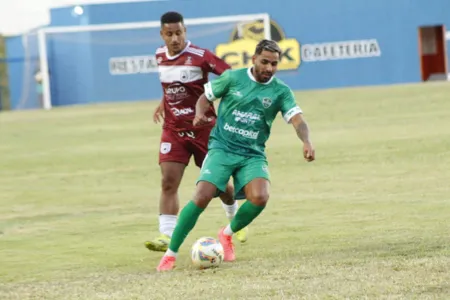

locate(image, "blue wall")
[[5, 0, 450, 109], [5, 34, 40, 110]]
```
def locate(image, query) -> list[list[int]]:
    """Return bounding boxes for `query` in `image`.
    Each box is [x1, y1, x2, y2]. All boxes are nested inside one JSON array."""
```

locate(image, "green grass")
[[1, 82, 449, 299]]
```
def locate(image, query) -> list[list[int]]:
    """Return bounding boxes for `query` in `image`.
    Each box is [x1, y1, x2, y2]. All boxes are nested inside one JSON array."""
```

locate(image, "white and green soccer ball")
[[191, 237, 224, 269]]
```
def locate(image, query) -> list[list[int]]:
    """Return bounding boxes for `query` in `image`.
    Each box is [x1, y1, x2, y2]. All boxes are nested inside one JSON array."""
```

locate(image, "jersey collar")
[[247, 67, 274, 85], [165, 40, 192, 60]]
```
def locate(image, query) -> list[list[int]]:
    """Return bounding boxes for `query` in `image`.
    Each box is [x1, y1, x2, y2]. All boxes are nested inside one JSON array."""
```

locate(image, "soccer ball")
[[191, 237, 224, 269]]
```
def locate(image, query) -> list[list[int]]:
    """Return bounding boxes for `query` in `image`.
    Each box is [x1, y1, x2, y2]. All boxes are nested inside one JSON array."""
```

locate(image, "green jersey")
[[204, 67, 302, 157]]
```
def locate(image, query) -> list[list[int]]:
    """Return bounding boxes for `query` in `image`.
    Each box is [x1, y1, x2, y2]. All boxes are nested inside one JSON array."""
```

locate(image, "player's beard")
[[254, 65, 273, 83]]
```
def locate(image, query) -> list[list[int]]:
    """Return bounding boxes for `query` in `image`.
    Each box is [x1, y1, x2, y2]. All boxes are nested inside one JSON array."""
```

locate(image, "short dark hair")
[[255, 39, 282, 56], [160, 11, 184, 26]]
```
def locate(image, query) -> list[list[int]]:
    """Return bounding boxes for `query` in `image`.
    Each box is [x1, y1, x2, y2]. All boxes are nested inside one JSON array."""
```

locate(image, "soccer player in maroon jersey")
[[145, 12, 248, 252]]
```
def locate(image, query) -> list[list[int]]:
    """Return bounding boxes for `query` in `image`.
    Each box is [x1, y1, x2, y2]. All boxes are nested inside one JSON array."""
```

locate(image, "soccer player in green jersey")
[[157, 39, 315, 271]]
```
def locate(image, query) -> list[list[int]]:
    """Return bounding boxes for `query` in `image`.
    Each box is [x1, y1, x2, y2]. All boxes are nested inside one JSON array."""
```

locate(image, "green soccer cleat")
[[145, 234, 170, 252], [235, 227, 249, 243]]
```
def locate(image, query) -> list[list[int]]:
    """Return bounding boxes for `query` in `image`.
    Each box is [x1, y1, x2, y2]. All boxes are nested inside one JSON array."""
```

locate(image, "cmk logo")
[[215, 19, 301, 71]]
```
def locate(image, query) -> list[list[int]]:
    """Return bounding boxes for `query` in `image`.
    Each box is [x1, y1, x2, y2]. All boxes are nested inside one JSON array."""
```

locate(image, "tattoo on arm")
[[295, 120, 310, 143]]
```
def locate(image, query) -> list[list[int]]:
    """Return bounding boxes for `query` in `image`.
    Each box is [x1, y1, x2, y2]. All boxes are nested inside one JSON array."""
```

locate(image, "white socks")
[[159, 214, 177, 237], [222, 202, 238, 236], [222, 201, 238, 220], [160, 215, 177, 257], [223, 224, 234, 236], [165, 249, 177, 257]]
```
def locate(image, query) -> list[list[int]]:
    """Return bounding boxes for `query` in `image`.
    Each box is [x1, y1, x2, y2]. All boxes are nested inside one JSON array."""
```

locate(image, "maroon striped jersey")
[[155, 40, 231, 131]]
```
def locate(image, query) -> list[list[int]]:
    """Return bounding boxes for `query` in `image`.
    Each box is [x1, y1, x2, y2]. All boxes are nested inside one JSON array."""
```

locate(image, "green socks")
[[167, 200, 265, 253], [168, 201, 204, 253], [230, 200, 265, 233]]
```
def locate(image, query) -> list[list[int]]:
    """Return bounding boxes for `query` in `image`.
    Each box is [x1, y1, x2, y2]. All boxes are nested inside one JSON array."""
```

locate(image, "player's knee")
[[249, 192, 269, 206], [193, 191, 214, 209], [161, 175, 180, 194], [193, 182, 217, 208], [193, 181, 219, 208]]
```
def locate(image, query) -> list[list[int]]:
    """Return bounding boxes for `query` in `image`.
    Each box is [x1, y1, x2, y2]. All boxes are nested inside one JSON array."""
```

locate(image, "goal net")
[[6, 31, 42, 110], [31, 13, 271, 110]]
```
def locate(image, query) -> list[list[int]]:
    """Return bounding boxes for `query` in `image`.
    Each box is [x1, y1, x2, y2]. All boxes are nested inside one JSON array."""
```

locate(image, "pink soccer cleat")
[[218, 227, 236, 262], [156, 255, 176, 272]]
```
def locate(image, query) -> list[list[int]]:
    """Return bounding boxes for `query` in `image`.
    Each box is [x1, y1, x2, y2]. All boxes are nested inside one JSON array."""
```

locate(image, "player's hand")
[[153, 104, 164, 124], [193, 114, 209, 127], [303, 141, 315, 162]]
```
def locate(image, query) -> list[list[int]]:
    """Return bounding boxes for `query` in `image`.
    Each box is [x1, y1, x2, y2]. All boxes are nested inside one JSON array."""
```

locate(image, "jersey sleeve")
[[204, 70, 232, 101], [280, 87, 303, 123], [203, 49, 231, 75]]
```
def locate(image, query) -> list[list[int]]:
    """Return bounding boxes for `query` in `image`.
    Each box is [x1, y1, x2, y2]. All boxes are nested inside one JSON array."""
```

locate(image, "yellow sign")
[[215, 19, 301, 70]]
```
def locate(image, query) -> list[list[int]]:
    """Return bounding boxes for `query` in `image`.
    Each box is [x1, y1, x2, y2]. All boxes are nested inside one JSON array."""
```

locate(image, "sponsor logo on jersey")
[[215, 19, 301, 71], [224, 123, 259, 139], [171, 107, 194, 117], [232, 110, 260, 125], [166, 86, 186, 95], [165, 82, 190, 105]]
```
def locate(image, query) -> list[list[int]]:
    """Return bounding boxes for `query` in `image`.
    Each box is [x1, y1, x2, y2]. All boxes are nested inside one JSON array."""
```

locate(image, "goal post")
[[37, 13, 271, 110], [37, 29, 51, 110]]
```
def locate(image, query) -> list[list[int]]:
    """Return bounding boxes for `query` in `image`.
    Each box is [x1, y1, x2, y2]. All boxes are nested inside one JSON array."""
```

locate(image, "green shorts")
[[197, 148, 270, 200]]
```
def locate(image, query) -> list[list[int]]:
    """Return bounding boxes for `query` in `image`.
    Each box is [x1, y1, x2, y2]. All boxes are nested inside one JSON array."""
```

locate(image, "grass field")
[[1, 82, 450, 299]]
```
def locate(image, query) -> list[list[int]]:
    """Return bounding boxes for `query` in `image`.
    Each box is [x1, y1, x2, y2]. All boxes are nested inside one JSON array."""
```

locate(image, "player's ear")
[[252, 55, 256, 65]]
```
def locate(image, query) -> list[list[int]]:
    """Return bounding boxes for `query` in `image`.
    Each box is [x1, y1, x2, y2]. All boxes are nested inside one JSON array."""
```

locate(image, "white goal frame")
[[37, 13, 271, 110]]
